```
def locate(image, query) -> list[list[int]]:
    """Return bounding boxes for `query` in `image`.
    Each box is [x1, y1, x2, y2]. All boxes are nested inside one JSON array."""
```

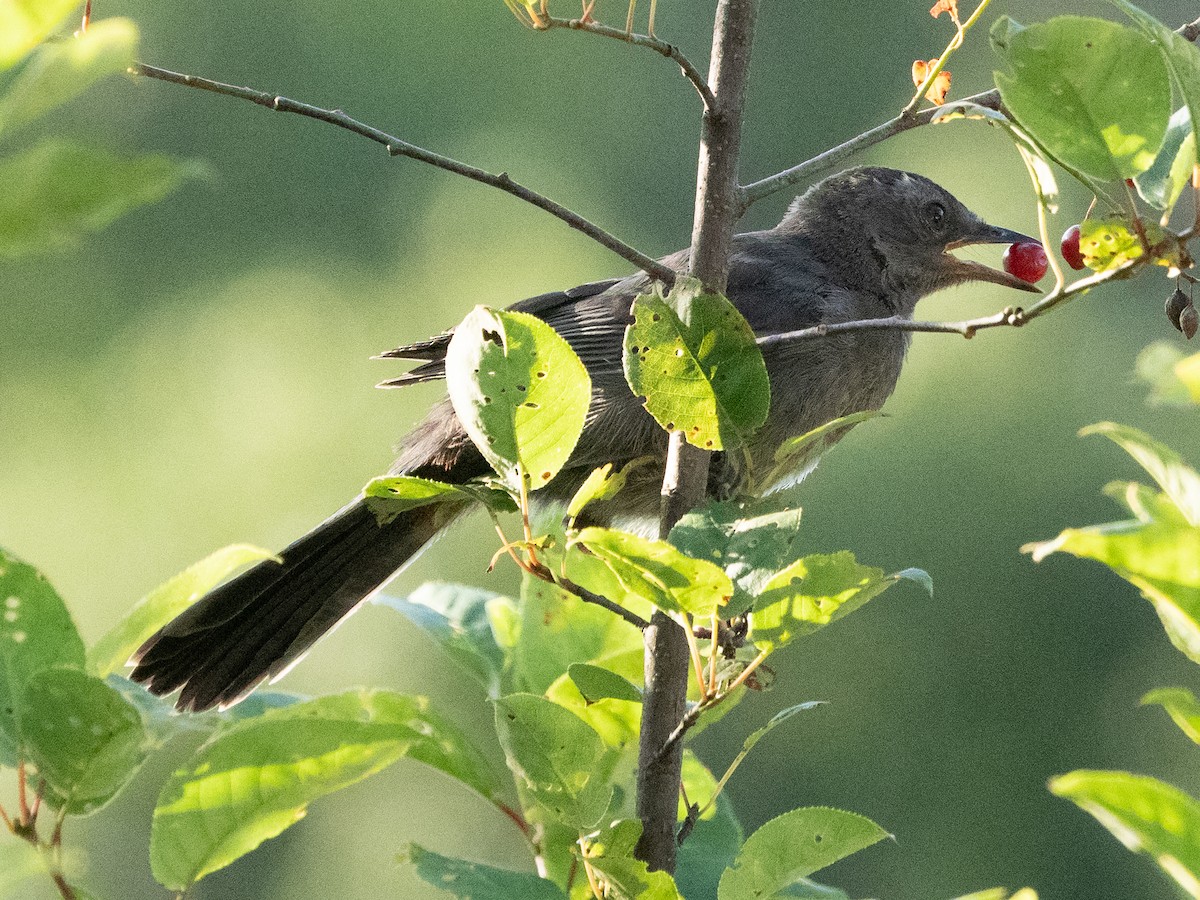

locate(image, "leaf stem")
[[903, 0, 993, 117]]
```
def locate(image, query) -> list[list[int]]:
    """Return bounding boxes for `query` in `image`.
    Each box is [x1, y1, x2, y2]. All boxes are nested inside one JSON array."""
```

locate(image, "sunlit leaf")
[[402, 843, 565, 900], [446, 306, 590, 491], [150, 690, 491, 889], [1102, 481, 1191, 527], [0, 18, 137, 137], [566, 457, 656, 523], [493, 693, 613, 829], [1051, 770, 1200, 897], [89, 544, 275, 678], [0, 140, 199, 256], [19, 668, 146, 814], [1142, 687, 1200, 744], [1081, 422, 1200, 525], [717, 807, 890, 900], [569, 662, 642, 704], [0, 547, 85, 766], [1134, 108, 1196, 214], [753, 553, 931, 653], [0, 0, 80, 69], [624, 279, 770, 451], [758, 410, 882, 495], [992, 16, 1171, 181], [1077, 218, 1178, 273], [362, 474, 472, 525], [570, 527, 733, 617], [582, 819, 683, 900]]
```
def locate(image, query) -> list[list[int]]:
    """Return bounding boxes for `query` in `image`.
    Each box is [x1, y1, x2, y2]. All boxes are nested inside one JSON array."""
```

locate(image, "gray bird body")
[[131, 167, 1038, 711]]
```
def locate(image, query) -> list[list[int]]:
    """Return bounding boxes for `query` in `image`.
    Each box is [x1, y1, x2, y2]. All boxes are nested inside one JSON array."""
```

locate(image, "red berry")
[[1002, 241, 1048, 284], [1060, 224, 1085, 270]]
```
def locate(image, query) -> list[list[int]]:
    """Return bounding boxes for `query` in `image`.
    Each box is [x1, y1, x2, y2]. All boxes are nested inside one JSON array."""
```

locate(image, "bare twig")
[[539, 15, 716, 109], [558, 575, 650, 630], [129, 63, 676, 285]]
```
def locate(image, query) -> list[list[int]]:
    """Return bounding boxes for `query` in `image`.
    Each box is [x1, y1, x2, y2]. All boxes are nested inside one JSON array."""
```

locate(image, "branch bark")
[[635, 0, 759, 874], [129, 63, 676, 285]]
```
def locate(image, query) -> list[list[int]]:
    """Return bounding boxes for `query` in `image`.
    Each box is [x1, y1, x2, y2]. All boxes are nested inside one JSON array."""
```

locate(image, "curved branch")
[[539, 15, 715, 109], [130, 63, 676, 285]]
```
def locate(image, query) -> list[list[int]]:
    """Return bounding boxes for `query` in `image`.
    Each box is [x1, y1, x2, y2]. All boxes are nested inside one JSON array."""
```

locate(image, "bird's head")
[[781, 167, 1041, 309]]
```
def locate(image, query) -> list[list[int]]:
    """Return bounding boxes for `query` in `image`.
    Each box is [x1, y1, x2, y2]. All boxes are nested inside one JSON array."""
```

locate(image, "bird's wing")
[[375, 278, 625, 388]]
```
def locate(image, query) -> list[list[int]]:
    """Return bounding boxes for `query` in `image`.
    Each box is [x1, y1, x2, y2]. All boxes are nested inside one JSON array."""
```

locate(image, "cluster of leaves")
[[0, 0, 195, 256], [1025, 369, 1200, 896]]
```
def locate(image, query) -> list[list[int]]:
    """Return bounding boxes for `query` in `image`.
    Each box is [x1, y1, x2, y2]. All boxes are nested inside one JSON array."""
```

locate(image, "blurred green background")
[[5, 0, 1200, 897]]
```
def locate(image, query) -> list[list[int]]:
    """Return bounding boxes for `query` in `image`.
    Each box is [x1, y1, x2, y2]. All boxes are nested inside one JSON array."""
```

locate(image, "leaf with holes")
[[0, 547, 85, 766], [717, 807, 890, 900], [20, 668, 147, 814], [992, 16, 1171, 181], [624, 280, 769, 451], [1077, 218, 1179, 273], [446, 307, 590, 491], [363, 474, 473, 525]]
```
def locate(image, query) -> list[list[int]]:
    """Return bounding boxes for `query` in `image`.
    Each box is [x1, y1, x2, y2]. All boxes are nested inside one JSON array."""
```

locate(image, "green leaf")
[[717, 807, 890, 900], [676, 792, 744, 900], [493, 693, 613, 829], [402, 843, 565, 900], [757, 410, 882, 494], [88, 544, 276, 678], [0, 0, 80, 69], [1076, 218, 1177, 273], [1102, 481, 1191, 527], [951, 891, 1038, 900], [569, 663, 642, 704], [624, 280, 770, 451], [362, 474, 471, 525], [1137, 342, 1197, 408], [570, 527, 733, 617], [753, 553, 931, 653], [0, 547, 85, 766], [19, 668, 146, 814], [0, 140, 199, 257], [1050, 770, 1200, 896], [0, 840, 43, 896], [374, 582, 508, 696], [584, 819, 684, 900], [1142, 687, 1200, 744], [670, 496, 804, 612], [992, 16, 1171, 181], [446, 306, 591, 490], [546, 647, 644, 749], [1081, 422, 1200, 525], [150, 690, 490, 889], [566, 457, 656, 523], [1134, 108, 1196, 213], [0, 18, 137, 137]]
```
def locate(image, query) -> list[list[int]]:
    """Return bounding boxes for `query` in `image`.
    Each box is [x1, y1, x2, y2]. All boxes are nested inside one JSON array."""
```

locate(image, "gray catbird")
[[131, 166, 1038, 711]]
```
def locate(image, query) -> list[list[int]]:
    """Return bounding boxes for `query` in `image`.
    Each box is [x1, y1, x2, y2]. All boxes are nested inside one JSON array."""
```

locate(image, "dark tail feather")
[[130, 498, 464, 712]]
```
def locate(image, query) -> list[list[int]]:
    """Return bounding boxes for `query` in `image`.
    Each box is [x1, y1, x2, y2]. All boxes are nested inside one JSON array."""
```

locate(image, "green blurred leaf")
[[19, 668, 146, 815], [363, 474, 471, 525], [570, 527, 733, 617], [1134, 108, 1196, 213], [569, 662, 642, 704], [1103, 481, 1191, 527], [150, 690, 490, 890], [402, 843, 565, 900], [0, 840, 43, 895], [676, 792, 744, 900], [1137, 342, 1197, 408], [670, 496, 804, 613], [1142, 687, 1200, 744], [991, 16, 1171, 181], [0, 18, 137, 137], [757, 410, 882, 494], [89, 543, 276, 678], [624, 280, 770, 451], [566, 457, 656, 523], [493, 693, 612, 829], [446, 306, 590, 491], [0, 0, 80, 69], [951, 891, 1037, 900], [717, 807, 890, 900], [0, 140, 199, 256], [583, 819, 683, 900], [1050, 770, 1200, 896], [374, 582, 508, 696], [0, 547, 85, 766], [1082, 422, 1200, 525], [753, 553, 931, 653]]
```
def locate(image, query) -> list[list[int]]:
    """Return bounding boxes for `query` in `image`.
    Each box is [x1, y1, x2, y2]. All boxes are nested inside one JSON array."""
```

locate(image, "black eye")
[[925, 202, 946, 229]]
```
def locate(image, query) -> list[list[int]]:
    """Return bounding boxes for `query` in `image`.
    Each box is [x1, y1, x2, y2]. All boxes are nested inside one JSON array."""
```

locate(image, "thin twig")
[[557, 575, 650, 630], [902, 0, 994, 117], [129, 63, 676, 285], [540, 15, 715, 109]]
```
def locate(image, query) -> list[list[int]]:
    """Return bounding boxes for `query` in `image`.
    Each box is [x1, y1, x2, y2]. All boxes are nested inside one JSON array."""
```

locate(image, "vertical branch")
[[635, 0, 759, 874]]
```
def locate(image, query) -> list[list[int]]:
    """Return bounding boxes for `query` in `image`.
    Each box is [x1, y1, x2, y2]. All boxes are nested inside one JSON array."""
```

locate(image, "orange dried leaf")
[[911, 59, 929, 84], [911, 59, 950, 105], [930, 0, 958, 19]]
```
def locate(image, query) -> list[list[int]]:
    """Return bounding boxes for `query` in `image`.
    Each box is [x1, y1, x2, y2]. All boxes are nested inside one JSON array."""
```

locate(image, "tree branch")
[[129, 62, 676, 285], [537, 15, 716, 109], [636, 0, 759, 876], [558, 576, 650, 630]]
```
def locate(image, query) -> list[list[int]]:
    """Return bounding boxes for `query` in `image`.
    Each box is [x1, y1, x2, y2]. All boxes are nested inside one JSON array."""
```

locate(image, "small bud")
[[1166, 288, 1190, 332], [1182, 304, 1199, 340]]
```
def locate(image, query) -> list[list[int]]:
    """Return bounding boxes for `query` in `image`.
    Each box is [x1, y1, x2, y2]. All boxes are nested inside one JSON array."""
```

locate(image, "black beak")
[[943, 221, 1043, 293]]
